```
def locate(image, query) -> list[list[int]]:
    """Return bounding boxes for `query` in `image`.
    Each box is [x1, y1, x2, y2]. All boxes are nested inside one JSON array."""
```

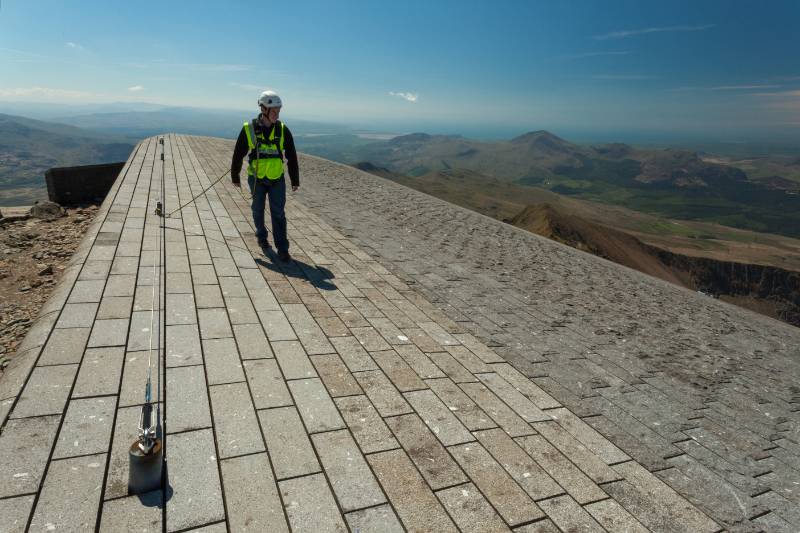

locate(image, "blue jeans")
[[248, 174, 289, 253]]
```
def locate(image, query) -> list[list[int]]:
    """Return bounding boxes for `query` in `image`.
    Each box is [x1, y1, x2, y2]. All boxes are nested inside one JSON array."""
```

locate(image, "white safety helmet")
[[258, 90, 282, 109]]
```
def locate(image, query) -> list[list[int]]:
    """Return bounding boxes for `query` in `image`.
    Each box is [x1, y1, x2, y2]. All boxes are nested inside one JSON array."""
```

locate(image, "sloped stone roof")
[[0, 134, 797, 532]]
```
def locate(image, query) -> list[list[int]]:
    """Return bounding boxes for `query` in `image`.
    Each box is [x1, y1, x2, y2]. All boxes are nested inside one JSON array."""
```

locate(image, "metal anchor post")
[[128, 401, 162, 494]]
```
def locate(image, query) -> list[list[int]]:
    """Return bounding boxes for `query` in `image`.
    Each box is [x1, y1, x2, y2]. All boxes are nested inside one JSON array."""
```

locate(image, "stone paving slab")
[[386, 413, 468, 490], [99, 490, 162, 533], [0, 494, 36, 533], [29, 453, 107, 532], [220, 452, 289, 533], [449, 442, 545, 526], [0, 415, 61, 498], [311, 429, 387, 512], [0, 134, 736, 532], [166, 429, 225, 532], [52, 396, 115, 459], [437, 482, 513, 532], [344, 504, 405, 533], [72, 346, 125, 398], [368, 449, 459, 533], [279, 473, 348, 533], [258, 406, 321, 480]]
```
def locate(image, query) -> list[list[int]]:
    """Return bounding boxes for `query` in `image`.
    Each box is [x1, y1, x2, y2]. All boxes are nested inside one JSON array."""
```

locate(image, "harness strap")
[[245, 118, 285, 179]]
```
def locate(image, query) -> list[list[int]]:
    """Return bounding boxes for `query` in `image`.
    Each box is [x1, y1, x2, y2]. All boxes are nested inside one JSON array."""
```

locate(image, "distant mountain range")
[[3, 100, 799, 240], [346, 130, 800, 239], [0, 102, 363, 205], [0, 101, 354, 141], [0, 113, 135, 205]]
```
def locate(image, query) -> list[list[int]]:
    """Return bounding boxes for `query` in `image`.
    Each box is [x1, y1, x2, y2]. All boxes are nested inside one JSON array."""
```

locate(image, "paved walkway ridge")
[[0, 134, 793, 532]]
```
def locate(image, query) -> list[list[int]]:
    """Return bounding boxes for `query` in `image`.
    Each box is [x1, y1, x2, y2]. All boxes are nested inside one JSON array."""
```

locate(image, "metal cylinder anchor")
[[128, 401, 162, 494], [128, 437, 162, 495]]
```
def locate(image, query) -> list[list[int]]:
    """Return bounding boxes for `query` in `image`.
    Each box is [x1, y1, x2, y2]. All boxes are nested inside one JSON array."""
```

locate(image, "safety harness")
[[244, 119, 285, 180]]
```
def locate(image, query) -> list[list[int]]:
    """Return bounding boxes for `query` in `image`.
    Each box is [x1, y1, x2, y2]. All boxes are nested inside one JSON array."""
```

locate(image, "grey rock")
[[30, 200, 65, 220]]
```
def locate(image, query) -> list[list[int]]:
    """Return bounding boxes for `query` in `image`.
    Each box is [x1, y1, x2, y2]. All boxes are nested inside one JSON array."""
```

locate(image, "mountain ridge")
[[0, 113, 135, 205], [346, 128, 800, 238]]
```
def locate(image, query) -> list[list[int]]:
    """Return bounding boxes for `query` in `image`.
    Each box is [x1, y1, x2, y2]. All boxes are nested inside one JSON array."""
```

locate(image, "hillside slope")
[[509, 203, 800, 326], [509, 203, 685, 285], [0, 113, 134, 205]]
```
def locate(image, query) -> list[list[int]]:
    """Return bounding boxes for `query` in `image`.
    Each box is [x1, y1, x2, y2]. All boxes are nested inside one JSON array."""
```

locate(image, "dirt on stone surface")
[[0, 204, 99, 375]]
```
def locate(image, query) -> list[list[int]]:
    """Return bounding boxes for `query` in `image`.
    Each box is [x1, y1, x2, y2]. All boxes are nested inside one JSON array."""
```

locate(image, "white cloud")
[[594, 24, 714, 40], [128, 85, 145, 92], [389, 91, 418, 102], [66, 42, 86, 51], [230, 82, 263, 92]]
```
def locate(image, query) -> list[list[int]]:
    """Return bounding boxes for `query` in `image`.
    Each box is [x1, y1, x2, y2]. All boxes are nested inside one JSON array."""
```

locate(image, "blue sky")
[[1, 0, 799, 140]]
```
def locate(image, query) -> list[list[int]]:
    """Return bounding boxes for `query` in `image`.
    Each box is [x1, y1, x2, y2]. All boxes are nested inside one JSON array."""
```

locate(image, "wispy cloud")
[[594, 24, 714, 40], [753, 89, 800, 97], [128, 85, 145, 92], [66, 42, 86, 51], [593, 74, 657, 80], [230, 82, 263, 92], [0, 86, 106, 101], [124, 61, 252, 72], [180, 63, 252, 72], [563, 51, 631, 60], [710, 84, 783, 91], [671, 84, 784, 92], [0, 86, 161, 103], [0, 47, 47, 59], [752, 90, 800, 116], [389, 91, 418, 102]]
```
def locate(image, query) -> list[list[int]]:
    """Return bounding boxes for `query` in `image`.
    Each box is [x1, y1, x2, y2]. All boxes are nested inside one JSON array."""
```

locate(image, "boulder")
[[29, 201, 65, 221]]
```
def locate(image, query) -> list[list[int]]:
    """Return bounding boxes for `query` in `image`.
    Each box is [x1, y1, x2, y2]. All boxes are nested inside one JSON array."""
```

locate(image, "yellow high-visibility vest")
[[243, 119, 285, 180]]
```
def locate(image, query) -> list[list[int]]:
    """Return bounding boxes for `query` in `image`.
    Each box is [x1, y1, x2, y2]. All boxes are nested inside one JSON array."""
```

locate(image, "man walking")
[[231, 90, 299, 262]]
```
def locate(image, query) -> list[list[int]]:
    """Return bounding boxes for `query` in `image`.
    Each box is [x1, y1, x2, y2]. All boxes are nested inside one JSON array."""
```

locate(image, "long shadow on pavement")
[[255, 255, 337, 291]]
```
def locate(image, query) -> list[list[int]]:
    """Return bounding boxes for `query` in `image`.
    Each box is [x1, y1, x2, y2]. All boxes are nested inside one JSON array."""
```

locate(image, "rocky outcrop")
[[648, 246, 800, 325], [29, 200, 65, 221]]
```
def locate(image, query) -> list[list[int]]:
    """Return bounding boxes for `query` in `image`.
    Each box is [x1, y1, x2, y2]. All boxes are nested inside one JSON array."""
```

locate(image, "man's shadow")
[[255, 254, 337, 291]]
